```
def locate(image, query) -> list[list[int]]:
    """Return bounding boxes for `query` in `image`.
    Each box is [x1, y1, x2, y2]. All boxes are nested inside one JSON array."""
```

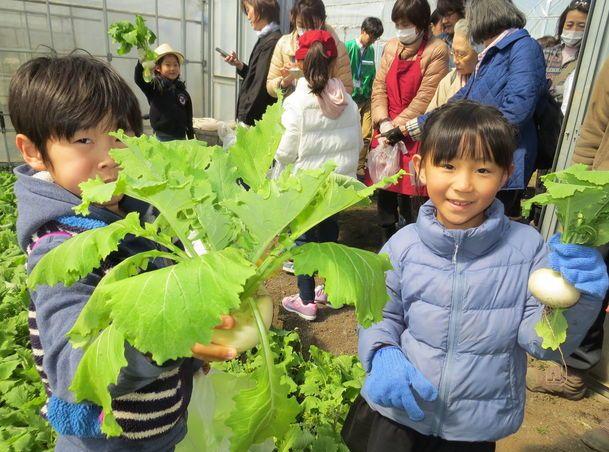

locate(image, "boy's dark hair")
[[9, 55, 142, 162], [391, 0, 431, 31], [420, 100, 516, 171], [303, 40, 336, 95], [436, 0, 465, 17], [431, 9, 442, 26], [361, 17, 384, 39], [467, 0, 526, 44], [291, 0, 326, 30], [556, 0, 590, 38], [241, 0, 280, 25]]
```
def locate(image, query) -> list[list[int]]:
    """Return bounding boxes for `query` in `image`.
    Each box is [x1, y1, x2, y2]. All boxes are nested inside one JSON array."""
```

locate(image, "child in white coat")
[[276, 29, 362, 321]]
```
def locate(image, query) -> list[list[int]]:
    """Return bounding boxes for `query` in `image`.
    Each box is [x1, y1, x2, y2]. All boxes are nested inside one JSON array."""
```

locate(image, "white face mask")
[[396, 26, 419, 44], [561, 30, 584, 47]]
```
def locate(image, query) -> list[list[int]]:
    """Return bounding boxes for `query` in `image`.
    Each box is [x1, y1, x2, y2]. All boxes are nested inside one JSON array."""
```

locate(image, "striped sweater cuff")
[[405, 118, 422, 141]]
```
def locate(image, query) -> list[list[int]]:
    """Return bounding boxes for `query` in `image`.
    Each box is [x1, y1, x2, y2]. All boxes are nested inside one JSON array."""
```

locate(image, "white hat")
[[154, 43, 184, 65]]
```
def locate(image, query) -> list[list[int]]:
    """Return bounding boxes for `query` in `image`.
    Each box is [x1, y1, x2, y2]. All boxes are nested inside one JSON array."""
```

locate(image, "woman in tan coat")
[[266, 0, 353, 97], [369, 0, 449, 241]]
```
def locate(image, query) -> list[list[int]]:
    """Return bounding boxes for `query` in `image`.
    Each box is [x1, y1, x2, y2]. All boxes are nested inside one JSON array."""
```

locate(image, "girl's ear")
[[501, 164, 515, 186], [412, 154, 426, 185], [15, 134, 47, 172]]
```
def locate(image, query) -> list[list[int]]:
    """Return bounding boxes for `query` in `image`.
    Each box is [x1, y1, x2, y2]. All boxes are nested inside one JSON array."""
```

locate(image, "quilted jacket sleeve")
[[517, 235, 601, 360], [358, 237, 407, 372], [496, 38, 546, 128]]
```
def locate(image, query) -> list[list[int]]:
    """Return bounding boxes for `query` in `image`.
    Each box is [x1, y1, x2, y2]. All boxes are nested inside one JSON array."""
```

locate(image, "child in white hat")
[[135, 43, 194, 141]]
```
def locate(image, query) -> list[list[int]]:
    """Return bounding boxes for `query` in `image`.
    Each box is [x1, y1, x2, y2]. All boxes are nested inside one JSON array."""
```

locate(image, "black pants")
[[377, 190, 427, 242], [342, 396, 496, 452], [295, 216, 339, 303]]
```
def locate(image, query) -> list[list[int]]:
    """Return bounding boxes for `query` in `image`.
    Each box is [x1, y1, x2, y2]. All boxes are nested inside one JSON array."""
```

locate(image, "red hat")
[[295, 30, 338, 61]]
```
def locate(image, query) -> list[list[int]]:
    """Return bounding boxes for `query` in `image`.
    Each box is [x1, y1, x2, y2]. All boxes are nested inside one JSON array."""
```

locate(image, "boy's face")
[[17, 122, 129, 214], [360, 31, 377, 47], [157, 54, 180, 80]]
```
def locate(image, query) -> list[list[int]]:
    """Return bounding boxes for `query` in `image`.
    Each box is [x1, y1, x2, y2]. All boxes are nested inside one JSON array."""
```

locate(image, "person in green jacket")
[[345, 17, 384, 179]]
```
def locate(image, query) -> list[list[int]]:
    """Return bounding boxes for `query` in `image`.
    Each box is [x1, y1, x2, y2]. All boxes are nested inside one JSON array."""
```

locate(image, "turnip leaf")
[[292, 243, 392, 327], [27, 212, 144, 289], [69, 323, 127, 436], [534, 308, 568, 350]]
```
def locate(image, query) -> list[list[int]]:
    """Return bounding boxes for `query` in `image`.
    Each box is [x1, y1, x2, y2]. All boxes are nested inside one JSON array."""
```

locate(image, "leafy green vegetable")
[[0, 172, 55, 451], [522, 164, 609, 349], [108, 15, 157, 82], [28, 99, 401, 449]]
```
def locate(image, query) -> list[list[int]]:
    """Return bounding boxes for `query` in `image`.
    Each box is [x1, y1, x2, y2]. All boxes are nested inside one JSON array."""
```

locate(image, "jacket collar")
[[494, 28, 530, 50], [415, 199, 510, 260]]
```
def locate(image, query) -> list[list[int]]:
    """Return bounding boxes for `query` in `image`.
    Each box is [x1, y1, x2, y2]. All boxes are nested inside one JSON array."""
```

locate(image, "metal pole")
[[201, 1, 207, 117], [181, 0, 187, 83], [45, 0, 55, 50], [155, 0, 160, 39], [234, 2, 242, 115], [102, 0, 111, 61], [207, 0, 214, 118]]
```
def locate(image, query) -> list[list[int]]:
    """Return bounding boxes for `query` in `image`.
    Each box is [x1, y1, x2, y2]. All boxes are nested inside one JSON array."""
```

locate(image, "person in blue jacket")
[[342, 101, 608, 452], [383, 0, 546, 215]]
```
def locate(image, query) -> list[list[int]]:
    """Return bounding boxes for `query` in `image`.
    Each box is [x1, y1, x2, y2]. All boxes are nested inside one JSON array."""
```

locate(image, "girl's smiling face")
[[413, 154, 511, 230], [157, 54, 180, 80]]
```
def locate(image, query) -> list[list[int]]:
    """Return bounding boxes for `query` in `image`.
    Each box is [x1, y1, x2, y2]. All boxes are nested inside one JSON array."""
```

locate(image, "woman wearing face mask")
[[223, 0, 281, 126], [369, 0, 449, 242], [543, 0, 590, 105], [426, 19, 477, 111], [266, 0, 353, 98]]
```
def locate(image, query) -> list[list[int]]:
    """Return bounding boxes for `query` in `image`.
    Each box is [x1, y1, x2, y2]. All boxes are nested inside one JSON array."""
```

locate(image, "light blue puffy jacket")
[[359, 200, 600, 442]]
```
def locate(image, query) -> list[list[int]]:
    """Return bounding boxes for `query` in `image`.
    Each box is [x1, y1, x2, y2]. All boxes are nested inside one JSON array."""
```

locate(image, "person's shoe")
[[314, 285, 343, 309], [281, 294, 317, 321], [582, 420, 609, 451], [526, 362, 586, 400], [282, 260, 295, 274]]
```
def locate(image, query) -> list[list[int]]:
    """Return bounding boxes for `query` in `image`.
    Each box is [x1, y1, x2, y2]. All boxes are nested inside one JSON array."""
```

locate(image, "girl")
[[275, 30, 362, 321], [266, 0, 353, 98], [135, 43, 194, 141], [368, 0, 449, 242], [342, 100, 607, 451]]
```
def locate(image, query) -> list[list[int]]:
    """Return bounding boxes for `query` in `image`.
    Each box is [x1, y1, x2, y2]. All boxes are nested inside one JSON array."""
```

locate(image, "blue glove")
[[548, 233, 609, 301], [363, 346, 437, 421]]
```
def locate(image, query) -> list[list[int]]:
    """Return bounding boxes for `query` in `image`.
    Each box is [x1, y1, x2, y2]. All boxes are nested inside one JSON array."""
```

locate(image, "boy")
[[345, 17, 384, 179], [10, 55, 234, 451]]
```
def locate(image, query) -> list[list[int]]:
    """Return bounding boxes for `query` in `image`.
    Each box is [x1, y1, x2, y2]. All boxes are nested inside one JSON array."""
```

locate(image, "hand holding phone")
[[215, 47, 230, 58]]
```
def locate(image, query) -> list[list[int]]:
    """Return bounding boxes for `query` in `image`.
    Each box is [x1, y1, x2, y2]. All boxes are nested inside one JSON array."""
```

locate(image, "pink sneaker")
[[281, 294, 317, 321], [314, 285, 342, 309]]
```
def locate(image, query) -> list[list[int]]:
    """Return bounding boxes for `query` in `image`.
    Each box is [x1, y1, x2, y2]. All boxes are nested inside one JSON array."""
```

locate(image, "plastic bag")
[[176, 370, 275, 452], [217, 121, 237, 150], [367, 140, 405, 184]]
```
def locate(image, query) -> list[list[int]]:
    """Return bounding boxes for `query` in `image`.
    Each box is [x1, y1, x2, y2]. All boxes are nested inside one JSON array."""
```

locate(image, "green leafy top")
[[522, 164, 609, 246], [26, 99, 403, 450], [108, 15, 157, 81]]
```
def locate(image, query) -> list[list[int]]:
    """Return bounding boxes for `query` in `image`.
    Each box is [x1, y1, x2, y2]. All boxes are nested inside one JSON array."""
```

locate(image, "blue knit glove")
[[548, 233, 609, 301], [363, 346, 437, 421]]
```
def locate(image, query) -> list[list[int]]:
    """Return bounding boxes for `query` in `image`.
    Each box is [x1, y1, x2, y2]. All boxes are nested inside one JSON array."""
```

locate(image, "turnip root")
[[211, 294, 274, 352], [528, 268, 580, 309]]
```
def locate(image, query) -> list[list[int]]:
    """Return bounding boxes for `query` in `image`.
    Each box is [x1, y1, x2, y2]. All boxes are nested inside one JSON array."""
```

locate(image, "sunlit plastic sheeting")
[[514, 0, 572, 38]]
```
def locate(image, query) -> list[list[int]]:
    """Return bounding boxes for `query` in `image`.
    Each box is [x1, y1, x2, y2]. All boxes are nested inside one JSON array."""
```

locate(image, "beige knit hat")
[[154, 43, 184, 65]]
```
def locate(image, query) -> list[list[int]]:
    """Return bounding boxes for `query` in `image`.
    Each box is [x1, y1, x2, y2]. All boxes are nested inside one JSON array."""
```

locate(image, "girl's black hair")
[[9, 55, 142, 162], [290, 0, 326, 30], [303, 40, 335, 95], [556, 0, 590, 38], [420, 100, 516, 170]]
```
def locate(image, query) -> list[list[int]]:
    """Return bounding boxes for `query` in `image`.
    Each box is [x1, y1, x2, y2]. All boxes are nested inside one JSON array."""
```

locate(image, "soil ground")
[[265, 206, 609, 452]]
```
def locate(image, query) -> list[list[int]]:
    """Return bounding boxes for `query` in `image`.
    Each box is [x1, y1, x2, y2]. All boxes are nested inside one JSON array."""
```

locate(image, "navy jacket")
[[418, 29, 546, 189]]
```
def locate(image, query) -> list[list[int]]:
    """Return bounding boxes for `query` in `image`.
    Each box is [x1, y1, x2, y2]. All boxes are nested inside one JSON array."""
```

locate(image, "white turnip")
[[211, 294, 274, 352], [528, 268, 580, 309]]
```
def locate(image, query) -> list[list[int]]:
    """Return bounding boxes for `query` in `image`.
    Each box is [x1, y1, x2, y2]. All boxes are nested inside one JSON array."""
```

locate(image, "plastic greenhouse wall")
[[0, 0, 588, 164]]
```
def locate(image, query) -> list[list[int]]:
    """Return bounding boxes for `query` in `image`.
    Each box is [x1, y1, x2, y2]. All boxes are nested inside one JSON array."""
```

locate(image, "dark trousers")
[[342, 395, 496, 452], [295, 216, 339, 303], [377, 190, 427, 242]]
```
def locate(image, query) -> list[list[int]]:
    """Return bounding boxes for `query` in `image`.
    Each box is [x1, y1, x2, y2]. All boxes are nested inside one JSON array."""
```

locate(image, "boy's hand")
[[363, 346, 437, 421], [191, 315, 237, 362], [548, 233, 609, 301]]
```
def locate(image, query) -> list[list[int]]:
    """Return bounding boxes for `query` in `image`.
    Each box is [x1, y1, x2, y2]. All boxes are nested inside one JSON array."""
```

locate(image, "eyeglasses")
[[451, 49, 471, 61]]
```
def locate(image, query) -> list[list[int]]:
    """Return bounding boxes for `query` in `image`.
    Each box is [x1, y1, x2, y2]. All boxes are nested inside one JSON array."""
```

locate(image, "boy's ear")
[[502, 164, 515, 186], [15, 134, 48, 172], [412, 154, 426, 185]]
